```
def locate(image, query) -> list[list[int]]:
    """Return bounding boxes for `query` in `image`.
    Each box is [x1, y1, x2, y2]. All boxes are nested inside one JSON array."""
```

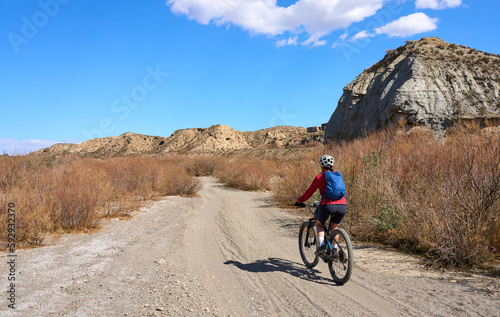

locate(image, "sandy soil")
[[1, 177, 498, 316]]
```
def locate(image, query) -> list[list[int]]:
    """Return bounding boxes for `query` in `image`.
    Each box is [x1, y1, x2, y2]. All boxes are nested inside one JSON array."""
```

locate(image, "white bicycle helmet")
[[319, 155, 334, 168]]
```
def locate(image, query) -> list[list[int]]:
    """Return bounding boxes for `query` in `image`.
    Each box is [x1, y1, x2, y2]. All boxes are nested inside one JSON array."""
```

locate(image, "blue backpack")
[[322, 171, 346, 201]]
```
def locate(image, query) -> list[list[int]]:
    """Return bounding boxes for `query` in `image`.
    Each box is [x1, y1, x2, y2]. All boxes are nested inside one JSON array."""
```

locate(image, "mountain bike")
[[298, 202, 353, 285]]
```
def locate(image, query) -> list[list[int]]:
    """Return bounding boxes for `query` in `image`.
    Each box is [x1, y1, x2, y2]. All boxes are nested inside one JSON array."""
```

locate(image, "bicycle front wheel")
[[298, 221, 319, 268], [328, 228, 353, 285]]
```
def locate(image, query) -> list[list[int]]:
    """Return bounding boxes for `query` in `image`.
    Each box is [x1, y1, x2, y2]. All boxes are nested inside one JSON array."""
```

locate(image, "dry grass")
[[184, 156, 224, 177], [0, 155, 200, 246], [325, 123, 500, 267], [271, 149, 324, 206], [263, 123, 499, 267], [215, 156, 276, 191]]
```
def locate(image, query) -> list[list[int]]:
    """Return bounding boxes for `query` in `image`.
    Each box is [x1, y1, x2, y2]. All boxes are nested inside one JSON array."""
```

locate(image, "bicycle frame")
[[299, 202, 353, 284]]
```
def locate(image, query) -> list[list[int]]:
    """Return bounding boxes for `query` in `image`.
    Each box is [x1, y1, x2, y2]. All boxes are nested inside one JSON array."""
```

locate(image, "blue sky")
[[1, 0, 499, 154]]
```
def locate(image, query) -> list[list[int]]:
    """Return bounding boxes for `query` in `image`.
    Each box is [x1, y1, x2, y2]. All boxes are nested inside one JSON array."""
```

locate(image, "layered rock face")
[[35, 125, 324, 157], [157, 124, 324, 153], [325, 37, 500, 141]]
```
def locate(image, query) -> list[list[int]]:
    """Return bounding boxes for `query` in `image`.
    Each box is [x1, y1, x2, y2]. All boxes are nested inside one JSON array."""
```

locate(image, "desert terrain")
[[1, 177, 498, 316]]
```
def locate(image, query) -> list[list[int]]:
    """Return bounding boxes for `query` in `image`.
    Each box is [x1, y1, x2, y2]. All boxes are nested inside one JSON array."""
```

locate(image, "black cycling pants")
[[317, 204, 347, 226]]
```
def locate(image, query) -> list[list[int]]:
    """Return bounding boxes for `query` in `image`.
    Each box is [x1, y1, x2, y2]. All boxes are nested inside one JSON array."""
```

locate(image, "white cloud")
[[311, 39, 327, 47], [302, 32, 328, 47], [276, 36, 298, 48], [375, 12, 438, 37], [167, 0, 387, 45], [350, 30, 374, 41], [415, 0, 462, 9], [338, 31, 349, 41], [332, 31, 349, 48], [0, 138, 60, 155]]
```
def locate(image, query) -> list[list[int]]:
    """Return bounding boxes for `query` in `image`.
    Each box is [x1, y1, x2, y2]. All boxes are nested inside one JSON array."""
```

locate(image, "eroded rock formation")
[[325, 37, 500, 141]]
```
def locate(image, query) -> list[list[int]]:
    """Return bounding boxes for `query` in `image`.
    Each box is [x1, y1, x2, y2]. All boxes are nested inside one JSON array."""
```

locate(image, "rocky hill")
[[36, 133, 169, 157], [325, 37, 500, 141], [35, 125, 324, 157]]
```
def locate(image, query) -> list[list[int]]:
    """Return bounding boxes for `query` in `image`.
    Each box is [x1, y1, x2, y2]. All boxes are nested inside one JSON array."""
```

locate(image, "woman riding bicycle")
[[294, 155, 347, 255]]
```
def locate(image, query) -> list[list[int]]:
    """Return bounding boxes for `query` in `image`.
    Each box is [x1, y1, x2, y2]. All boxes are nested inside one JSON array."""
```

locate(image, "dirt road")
[[1, 177, 499, 316]]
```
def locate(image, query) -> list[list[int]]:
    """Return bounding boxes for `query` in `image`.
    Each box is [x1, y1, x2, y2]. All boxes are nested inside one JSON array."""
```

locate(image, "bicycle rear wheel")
[[298, 221, 319, 268], [328, 228, 353, 285]]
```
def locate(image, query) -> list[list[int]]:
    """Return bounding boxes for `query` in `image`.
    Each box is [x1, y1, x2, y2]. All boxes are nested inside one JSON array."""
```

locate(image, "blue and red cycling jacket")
[[298, 172, 347, 206]]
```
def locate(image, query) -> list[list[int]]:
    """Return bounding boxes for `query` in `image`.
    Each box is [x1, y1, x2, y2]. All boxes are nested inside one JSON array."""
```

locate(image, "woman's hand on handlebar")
[[294, 201, 306, 207]]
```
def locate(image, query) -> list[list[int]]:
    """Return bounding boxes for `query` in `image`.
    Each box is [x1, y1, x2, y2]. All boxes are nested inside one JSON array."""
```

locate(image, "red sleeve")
[[298, 174, 322, 203]]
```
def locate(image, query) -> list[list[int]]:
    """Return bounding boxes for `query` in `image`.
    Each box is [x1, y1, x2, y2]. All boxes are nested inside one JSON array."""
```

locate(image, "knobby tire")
[[328, 228, 353, 285], [298, 221, 319, 268]]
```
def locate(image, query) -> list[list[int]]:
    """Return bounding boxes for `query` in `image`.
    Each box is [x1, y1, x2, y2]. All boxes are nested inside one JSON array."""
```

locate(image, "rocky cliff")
[[35, 125, 323, 157], [325, 37, 500, 141]]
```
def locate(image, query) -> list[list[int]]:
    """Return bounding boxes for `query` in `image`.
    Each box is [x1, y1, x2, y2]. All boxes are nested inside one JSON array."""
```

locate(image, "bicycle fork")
[[304, 218, 316, 248]]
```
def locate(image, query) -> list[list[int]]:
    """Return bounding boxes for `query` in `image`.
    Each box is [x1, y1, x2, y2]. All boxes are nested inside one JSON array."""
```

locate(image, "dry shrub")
[[0, 155, 200, 246], [184, 156, 223, 176], [101, 157, 157, 201], [100, 156, 200, 199], [0, 177, 52, 244], [50, 160, 110, 229], [326, 123, 500, 267], [272, 158, 321, 206], [152, 159, 201, 196], [0, 156, 56, 243], [216, 157, 276, 191], [0, 155, 45, 189], [401, 124, 500, 266], [270, 148, 325, 205]]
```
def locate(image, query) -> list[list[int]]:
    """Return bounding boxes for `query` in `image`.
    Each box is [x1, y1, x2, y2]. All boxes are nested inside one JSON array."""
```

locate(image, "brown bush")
[[272, 158, 321, 206], [0, 155, 200, 246], [184, 156, 223, 176], [325, 123, 500, 267], [51, 161, 110, 229], [216, 157, 276, 191], [405, 124, 500, 266]]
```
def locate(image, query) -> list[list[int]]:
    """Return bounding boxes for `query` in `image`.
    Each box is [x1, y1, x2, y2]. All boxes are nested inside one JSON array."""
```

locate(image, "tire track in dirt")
[[183, 178, 420, 316], [1, 177, 498, 316]]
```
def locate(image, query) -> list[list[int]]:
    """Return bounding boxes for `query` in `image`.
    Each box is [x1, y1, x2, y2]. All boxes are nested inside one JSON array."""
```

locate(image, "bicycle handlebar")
[[294, 201, 320, 214], [294, 202, 320, 207]]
